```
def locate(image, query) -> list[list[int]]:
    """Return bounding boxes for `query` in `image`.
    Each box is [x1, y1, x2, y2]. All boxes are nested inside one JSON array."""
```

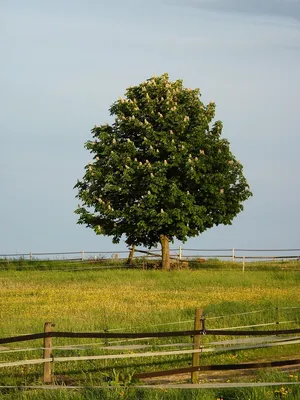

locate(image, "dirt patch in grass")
[[139, 355, 300, 385]]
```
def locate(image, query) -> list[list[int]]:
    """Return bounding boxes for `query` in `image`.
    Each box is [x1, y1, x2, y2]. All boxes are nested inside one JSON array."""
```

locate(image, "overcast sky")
[[1, 0, 300, 256]]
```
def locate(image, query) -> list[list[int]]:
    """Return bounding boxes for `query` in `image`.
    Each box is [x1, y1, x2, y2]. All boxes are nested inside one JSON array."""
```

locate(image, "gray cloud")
[[177, 0, 300, 22]]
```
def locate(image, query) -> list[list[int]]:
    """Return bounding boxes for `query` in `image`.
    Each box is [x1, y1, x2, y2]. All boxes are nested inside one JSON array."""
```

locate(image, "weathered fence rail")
[[2, 328, 300, 346], [0, 247, 299, 263]]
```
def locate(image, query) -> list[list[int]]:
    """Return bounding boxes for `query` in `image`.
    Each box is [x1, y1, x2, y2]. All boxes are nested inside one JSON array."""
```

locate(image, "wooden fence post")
[[179, 246, 182, 260], [232, 248, 235, 261], [29, 252, 33, 261], [242, 256, 245, 273], [191, 308, 203, 384], [81, 250, 84, 262], [43, 322, 55, 383], [276, 303, 280, 336]]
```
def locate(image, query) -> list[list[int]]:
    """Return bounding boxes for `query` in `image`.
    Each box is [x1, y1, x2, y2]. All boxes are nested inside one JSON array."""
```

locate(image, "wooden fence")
[[0, 247, 300, 263], [1, 309, 300, 385]]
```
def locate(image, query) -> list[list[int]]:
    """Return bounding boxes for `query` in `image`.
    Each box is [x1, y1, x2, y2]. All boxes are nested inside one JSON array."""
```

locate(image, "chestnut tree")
[[74, 73, 252, 269]]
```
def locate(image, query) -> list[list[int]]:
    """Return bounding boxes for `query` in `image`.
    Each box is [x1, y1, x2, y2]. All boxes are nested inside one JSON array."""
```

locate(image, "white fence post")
[[242, 256, 245, 273], [30, 252, 33, 261], [232, 248, 235, 262], [81, 250, 84, 262], [179, 246, 182, 260]]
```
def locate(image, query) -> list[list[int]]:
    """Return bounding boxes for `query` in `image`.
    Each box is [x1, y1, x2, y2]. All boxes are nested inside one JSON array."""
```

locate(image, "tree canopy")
[[74, 73, 252, 269]]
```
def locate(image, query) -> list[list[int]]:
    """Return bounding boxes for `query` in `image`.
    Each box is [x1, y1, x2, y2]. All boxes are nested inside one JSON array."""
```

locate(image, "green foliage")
[[74, 73, 252, 248]]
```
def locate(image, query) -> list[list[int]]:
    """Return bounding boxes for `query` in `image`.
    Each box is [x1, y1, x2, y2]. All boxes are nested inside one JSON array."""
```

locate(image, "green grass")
[[0, 263, 299, 399], [1, 382, 300, 400], [0, 257, 299, 272]]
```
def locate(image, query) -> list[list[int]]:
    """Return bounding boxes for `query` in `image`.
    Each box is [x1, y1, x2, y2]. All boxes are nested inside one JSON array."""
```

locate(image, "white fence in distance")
[[0, 248, 299, 263]]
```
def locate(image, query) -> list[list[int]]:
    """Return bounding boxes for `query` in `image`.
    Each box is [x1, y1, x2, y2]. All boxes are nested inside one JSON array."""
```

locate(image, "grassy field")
[[0, 260, 299, 399]]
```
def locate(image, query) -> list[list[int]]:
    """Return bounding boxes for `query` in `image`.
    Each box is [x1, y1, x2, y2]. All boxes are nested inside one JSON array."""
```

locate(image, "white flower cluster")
[[147, 79, 156, 87]]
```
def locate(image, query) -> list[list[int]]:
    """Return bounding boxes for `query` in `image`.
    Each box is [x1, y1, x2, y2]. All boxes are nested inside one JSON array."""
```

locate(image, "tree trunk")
[[160, 235, 170, 270], [127, 245, 135, 265]]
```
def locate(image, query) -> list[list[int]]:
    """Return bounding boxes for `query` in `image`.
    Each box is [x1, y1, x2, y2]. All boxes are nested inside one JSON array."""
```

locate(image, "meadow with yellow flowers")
[[0, 261, 299, 399]]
